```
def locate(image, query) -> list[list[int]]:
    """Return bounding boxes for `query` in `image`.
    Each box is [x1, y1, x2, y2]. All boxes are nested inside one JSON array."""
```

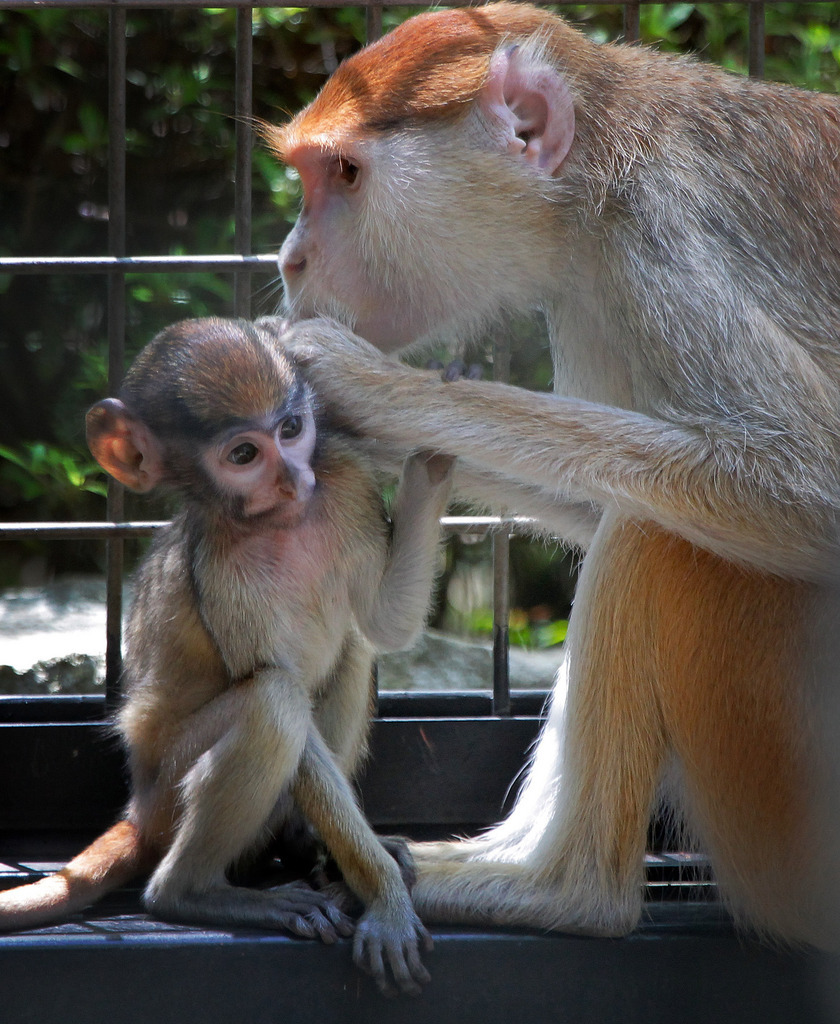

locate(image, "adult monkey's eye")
[[228, 442, 259, 465], [280, 416, 303, 440], [337, 156, 359, 186]]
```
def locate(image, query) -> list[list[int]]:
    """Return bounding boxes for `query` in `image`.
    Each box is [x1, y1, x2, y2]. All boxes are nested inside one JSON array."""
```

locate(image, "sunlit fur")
[[277, 123, 562, 350], [273, 2, 840, 949]]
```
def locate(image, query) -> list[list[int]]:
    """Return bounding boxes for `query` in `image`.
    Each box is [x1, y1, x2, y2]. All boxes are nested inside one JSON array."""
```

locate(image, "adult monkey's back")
[[267, 2, 840, 947]]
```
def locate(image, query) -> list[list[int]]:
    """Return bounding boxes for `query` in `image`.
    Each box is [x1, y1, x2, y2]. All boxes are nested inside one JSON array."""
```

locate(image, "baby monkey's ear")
[[86, 398, 165, 493]]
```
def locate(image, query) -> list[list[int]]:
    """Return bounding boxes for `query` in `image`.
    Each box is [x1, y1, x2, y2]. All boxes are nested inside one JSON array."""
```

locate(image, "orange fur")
[[647, 529, 816, 938], [578, 520, 814, 922], [269, 4, 563, 152], [0, 821, 149, 929], [398, 517, 822, 941]]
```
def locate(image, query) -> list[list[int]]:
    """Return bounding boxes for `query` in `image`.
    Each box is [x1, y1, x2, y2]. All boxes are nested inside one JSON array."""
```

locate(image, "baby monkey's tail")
[[0, 819, 146, 930]]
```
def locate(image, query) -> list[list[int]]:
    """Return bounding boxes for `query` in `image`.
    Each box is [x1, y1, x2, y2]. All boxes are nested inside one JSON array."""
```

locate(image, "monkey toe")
[[363, 936, 429, 997], [264, 881, 356, 941], [285, 913, 320, 940], [352, 906, 433, 996], [401, 935, 433, 987], [357, 937, 397, 997], [317, 879, 363, 917], [277, 904, 352, 944], [318, 890, 357, 937], [444, 359, 466, 381], [301, 909, 340, 944]]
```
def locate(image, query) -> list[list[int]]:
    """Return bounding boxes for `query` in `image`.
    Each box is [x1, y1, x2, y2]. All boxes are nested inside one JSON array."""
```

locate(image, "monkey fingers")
[[276, 318, 396, 379], [145, 878, 355, 943], [352, 903, 433, 997], [262, 880, 355, 942]]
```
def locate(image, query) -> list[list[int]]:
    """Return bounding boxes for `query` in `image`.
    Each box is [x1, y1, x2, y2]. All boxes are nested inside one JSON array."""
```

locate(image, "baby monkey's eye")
[[280, 416, 303, 440], [227, 442, 259, 465]]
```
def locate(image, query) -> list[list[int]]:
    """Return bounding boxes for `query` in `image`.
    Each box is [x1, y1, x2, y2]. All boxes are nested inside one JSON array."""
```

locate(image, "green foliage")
[[466, 608, 569, 649], [0, 4, 366, 553], [0, 442, 106, 509], [568, 2, 840, 87]]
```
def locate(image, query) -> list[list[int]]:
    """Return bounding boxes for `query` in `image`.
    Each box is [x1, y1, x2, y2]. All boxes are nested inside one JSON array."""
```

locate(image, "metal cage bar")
[[749, 1, 766, 79], [366, 2, 384, 42], [0, 255, 279, 274], [622, 2, 640, 44], [492, 331, 513, 716], [104, 6, 128, 705], [234, 7, 255, 318]]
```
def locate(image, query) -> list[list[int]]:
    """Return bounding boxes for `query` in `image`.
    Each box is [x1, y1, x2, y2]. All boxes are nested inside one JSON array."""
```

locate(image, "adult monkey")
[[266, 2, 840, 946]]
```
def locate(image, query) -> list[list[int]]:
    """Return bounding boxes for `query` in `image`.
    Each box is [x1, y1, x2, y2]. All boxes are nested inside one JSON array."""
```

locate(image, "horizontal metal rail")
[[0, 522, 167, 540], [0, 256, 279, 275], [0, 0, 774, 7], [0, 516, 536, 541]]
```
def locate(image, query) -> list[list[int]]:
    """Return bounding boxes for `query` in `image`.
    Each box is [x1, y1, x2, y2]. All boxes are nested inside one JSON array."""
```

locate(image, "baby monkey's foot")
[[263, 880, 356, 943]]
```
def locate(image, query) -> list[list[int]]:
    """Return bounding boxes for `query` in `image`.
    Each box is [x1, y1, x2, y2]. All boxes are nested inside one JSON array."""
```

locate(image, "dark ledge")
[[0, 899, 835, 1024], [1, 697, 836, 1023]]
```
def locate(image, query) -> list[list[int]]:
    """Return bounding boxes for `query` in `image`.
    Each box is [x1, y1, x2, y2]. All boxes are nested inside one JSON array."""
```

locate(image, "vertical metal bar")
[[366, 3, 383, 44], [623, 2, 641, 44], [370, 663, 379, 718], [234, 7, 254, 318], [105, 6, 127, 710], [492, 533, 511, 716], [492, 332, 512, 717], [748, 2, 766, 79]]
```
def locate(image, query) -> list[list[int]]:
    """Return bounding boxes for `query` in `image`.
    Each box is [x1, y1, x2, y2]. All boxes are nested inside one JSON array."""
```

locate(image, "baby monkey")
[[0, 317, 455, 996]]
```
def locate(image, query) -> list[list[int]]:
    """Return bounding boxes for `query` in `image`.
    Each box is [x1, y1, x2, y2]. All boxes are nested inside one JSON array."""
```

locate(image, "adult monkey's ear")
[[86, 398, 165, 493], [477, 45, 576, 176]]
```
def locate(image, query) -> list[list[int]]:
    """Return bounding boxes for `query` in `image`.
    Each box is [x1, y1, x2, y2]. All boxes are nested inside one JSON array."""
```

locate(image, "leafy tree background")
[[2, 2, 840, 631]]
